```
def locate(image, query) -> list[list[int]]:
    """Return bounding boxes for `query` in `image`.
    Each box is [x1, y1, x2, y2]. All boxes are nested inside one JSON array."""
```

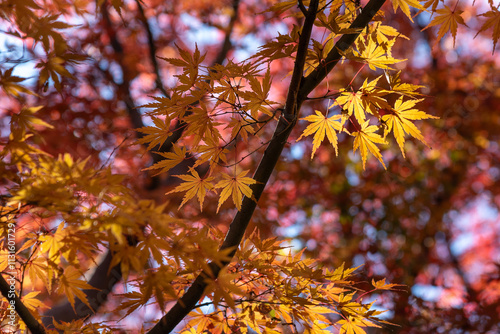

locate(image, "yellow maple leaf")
[[136, 116, 172, 151], [338, 316, 367, 334], [476, 9, 500, 53], [204, 267, 245, 310], [226, 115, 255, 142], [297, 110, 344, 158], [215, 170, 256, 212], [372, 278, 406, 291], [39, 223, 65, 263], [423, 5, 468, 47], [390, 0, 426, 22], [56, 266, 95, 311], [144, 144, 186, 175], [0, 67, 36, 97], [385, 70, 423, 97], [167, 168, 215, 210], [194, 137, 229, 167], [336, 77, 389, 123], [357, 36, 405, 71], [21, 291, 45, 312], [352, 121, 387, 169], [370, 22, 410, 44], [382, 97, 438, 158], [336, 91, 364, 123]]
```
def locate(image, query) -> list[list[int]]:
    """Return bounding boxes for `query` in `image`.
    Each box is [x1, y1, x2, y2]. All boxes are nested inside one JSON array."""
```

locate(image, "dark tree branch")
[[298, 0, 387, 100], [297, 0, 308, 16], [101, 3, 145, 131], [147, 1, 320, 333], [0, 273, 46, 334]]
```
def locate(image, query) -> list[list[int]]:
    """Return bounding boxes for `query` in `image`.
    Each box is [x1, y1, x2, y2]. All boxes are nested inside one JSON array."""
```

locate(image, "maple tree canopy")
[[0, 0, 499, 333]]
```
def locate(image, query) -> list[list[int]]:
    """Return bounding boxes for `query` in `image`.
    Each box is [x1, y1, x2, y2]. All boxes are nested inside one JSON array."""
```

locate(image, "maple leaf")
[[336, 91, 364, 123], [372, 278, 406, 291], [226, 115, 255, 142], [215, 170, 256, 212], [39, 223, 66, 263], [297, 110, 344, 158], [21, 291, 45, 312], [423, 6, 468, 47], [476, 9, 500, 53], [56, 266, 96, 311], [204, 267, 245, 309], [194, 137, 228, 167], [382, 97, 438, 158], [184, 102, 222, 146], [336, 77, 389, 123], [136, 116, 172, 151], [168, 168, 214, 210], [0, 68, 36, 97], [160, 44, 206, 91], [240, 70, 277, 118], [385, 70, 423, 97], [356, 36, 405, 71], [144, 144, 186, 175], [370, 22, 410, 44], [352, 121, 387, 169], [338, 316, 367, 334], [359, 77, 390, 117], [11, 106, 54, 136], [390, 0, 426, 22]]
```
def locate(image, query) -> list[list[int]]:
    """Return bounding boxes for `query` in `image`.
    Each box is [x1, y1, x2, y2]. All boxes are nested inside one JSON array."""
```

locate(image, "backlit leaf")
[[297, 110, 344, 158]]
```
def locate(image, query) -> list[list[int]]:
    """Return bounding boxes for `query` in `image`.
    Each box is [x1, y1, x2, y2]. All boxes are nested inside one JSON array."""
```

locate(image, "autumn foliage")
[[1, 0, 499, 333]]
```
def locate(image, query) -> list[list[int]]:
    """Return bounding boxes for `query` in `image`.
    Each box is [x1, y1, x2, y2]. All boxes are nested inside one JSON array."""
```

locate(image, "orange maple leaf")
[[352, 121, 387, 169], [476, 8, 500, 53], [57, 266, 95, 311], [136, 116, 172, 151], [372, 278, 406, 291], [423, 5, 468, 47], [297, 110, 344, 158], [215, 170, 256, 212], [382, 97, 438, 158], [167, 168, 215, 210], [390, 0, 426, 22], [145, 144, 186, 175]]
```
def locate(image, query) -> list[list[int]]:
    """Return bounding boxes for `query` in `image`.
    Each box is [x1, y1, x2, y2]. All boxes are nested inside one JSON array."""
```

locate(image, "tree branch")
[[41, 251, 122, 328], [154, 0, 241, 158], [0, 273, 46, 334], [135, 0, 169, 98], [147, 1, 320, 333], [101, 3, 144, 131], [147, 0, 387, 332]]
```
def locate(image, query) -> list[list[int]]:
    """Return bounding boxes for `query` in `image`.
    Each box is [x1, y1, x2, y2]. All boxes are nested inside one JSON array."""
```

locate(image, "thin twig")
[[135, 0, 170, 98]]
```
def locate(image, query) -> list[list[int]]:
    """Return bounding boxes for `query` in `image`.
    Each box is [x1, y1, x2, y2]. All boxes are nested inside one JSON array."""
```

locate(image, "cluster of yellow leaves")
[[297, 72, 436, 168], [138, 45, 284, 212], [177, 232, 399, 334], [0, 108, 232, 330]]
